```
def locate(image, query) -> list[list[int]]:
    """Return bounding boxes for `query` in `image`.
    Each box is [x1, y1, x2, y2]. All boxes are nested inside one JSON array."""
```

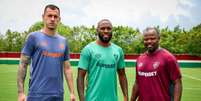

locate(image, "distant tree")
[[3, 29, 24, 51], [112, 26, 140, 53], [69, 26, 96, 53], [4, 29, 13, 51], [28, 21, 44, 32], [160, 25, 187, 54], [57, 23, 72, 37], [187, 24, 201, 56], [0, 21, 201, 56], [0, 34, 6, 51], [131, 34, 145, 54]]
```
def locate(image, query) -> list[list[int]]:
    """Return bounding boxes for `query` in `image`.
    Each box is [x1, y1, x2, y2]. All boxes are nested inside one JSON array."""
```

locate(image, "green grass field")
[[0, 65, 201, 101]]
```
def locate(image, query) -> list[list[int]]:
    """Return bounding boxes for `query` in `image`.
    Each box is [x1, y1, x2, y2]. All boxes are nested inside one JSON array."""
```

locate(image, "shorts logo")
[[153, 61, 160, 69]]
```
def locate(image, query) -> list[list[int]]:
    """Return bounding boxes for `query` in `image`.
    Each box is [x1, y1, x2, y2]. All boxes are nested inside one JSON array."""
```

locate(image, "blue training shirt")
[[22, 31, 69, 96]]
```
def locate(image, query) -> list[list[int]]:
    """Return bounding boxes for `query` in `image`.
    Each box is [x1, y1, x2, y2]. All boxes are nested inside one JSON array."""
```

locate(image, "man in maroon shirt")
[[130, 27, 182, 101]]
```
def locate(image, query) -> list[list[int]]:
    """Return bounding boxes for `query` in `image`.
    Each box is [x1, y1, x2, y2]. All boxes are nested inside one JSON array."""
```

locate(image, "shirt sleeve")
[[117, 48, 125, 69], [64, 39, 70, 61], [78, 46, 90, 70], [167, 55, 182, 81], [135, 59, 139, 82], [21, 34, 35, 57]]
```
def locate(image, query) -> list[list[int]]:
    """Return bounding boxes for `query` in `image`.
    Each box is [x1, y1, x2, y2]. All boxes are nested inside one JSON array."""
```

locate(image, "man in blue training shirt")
[[17, 4, 76, 101]]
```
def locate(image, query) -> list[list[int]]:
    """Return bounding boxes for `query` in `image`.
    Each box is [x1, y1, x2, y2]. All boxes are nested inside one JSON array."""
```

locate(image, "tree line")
[[0, 21, 200, 56]]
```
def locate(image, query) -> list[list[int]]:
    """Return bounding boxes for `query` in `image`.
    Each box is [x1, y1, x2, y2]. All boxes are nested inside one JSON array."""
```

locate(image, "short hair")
[[143, 27, 160, 36], [97, 19, 112, 28], [44, 4, 60, 15]]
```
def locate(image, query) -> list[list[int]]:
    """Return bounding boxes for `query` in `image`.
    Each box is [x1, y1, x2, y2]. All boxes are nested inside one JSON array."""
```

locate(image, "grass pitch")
[[0, 65, 201, 101]]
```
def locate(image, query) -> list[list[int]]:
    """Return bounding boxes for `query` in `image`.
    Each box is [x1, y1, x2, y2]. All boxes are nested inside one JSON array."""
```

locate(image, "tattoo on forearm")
[[19, 55, 30, 65], [17, 55, 30, 93]]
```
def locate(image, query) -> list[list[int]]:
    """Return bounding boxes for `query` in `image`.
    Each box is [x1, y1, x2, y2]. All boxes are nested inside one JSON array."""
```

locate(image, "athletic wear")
[[78, 41, 125, 101], [22, 31, 69, 100], [27, 94, 63, 101], [136, 48, 181, 101]]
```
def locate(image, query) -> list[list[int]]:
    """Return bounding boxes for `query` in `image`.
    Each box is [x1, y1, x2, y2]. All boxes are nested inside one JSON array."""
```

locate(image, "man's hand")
[[18, 93, 26, 101], [124, 95, 128, 101], [70, 93, 76, 101], [17, 54, 29, 101]]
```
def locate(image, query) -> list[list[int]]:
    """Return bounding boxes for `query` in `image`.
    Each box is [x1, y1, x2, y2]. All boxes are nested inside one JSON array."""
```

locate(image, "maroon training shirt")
[[136, 48, 182, 101]]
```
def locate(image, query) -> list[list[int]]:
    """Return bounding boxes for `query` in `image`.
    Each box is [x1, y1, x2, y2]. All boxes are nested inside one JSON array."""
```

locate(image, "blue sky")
[[0, 0, 201, 34]]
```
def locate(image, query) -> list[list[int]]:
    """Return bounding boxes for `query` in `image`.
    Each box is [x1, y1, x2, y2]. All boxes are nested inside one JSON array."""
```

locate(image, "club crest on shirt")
[[113, 54, 118, 60], [95, 53, 101, 59], [59, 43, 65, 50], [138, 62, 143, 68], [153, 61, 160, 69]]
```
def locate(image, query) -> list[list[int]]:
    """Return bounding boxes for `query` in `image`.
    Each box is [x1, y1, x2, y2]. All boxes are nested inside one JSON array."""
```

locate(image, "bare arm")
[[118, 69, 128, 101], [63, 61, 76, 101], [17, 54, 30, 101], [130, 80, 139, 101], [173, 78, 182, 101], [77, 68, 87, 101]]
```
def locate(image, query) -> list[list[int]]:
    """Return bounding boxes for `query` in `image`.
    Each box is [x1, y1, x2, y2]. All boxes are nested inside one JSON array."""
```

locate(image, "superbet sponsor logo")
[[138, 71, 157, 77]]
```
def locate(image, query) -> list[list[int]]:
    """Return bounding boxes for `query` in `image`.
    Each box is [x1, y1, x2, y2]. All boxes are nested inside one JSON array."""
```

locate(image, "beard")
[[146, 44, 159, 53], [147, 47, 155, 53], [98, 32, 112, 43]]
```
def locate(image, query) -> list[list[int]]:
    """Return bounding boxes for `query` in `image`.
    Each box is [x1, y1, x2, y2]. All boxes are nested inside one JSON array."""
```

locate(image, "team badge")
[[59, 43, 65, 50], [138, 62, 143, 68], [153, 61, 160, 69], [113, 54, 118, 60], [95, 53, 101, 59]]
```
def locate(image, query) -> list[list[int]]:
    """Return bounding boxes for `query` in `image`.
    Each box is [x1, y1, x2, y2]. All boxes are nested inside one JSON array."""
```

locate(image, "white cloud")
[[83, 0, 191, 23], [0, 0, 44, 33], [0, 0, 200, 34]]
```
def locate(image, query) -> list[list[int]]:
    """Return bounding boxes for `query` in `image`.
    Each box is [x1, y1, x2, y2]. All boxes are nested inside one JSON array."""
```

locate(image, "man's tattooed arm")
[[17, 54, 30, 94]]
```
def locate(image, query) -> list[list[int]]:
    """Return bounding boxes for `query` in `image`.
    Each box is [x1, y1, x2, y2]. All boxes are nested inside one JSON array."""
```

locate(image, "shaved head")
[[96, 19, 113, 44], [97, 19, 112, 28]]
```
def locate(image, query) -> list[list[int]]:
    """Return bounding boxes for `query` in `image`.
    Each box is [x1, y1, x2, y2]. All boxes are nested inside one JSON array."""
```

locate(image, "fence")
[[0, 52, 201, 67]]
